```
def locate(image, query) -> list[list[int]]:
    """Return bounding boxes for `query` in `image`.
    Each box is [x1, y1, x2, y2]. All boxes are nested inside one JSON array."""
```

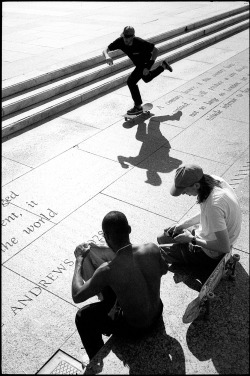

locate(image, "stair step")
[[2, 10, 249, 118], [2, 19, 249, 138], [2, 4, 248, 98]]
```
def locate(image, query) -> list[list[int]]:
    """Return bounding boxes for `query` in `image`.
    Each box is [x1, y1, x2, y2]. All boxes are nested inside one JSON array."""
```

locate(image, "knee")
[[75, 306, 91, 328], [157, 233, 166, 244], [75, 308, 84, 325], [142, 74, 151, 83]]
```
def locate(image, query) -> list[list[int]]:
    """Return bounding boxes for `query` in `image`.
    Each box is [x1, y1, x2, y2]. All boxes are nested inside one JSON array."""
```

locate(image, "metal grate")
[[37, 350, 83, 375], [50, 360, 82, 374]]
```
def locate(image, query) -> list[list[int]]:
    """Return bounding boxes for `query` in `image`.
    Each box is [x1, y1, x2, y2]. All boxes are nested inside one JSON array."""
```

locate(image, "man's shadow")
[[185, 261, 249, 374], [84, 316, 186, 374], [118, 111, 183, 186]]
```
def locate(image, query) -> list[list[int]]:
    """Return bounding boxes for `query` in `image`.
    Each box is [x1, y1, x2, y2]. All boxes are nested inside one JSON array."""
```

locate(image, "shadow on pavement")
[[84, 316, 186, 374], [118, 111, 183, 186], [186, 261, 249, 374]]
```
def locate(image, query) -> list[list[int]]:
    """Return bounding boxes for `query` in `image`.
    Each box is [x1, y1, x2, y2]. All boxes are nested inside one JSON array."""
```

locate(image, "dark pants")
[[75, 286, 163, 359], [127, 64, 164, 106], [158, 233, 224, 282]]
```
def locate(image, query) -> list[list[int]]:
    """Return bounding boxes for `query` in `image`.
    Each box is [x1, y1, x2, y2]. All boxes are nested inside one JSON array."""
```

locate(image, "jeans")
[[158, 233, 224, 283], [127, 64, 164, 106]]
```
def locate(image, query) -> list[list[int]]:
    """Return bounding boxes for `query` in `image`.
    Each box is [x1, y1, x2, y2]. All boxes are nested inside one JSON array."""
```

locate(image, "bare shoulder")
[[94, 261, 111, 276], [136, 242, 160, 254]]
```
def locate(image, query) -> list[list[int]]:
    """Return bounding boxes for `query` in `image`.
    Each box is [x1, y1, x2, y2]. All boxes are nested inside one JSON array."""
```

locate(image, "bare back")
[[105, 243, 166, 328]]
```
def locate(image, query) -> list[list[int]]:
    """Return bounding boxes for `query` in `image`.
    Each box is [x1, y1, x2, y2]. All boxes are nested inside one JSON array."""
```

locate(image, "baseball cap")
[[170, 164, 203, 196], [122, 26, 135, 37]]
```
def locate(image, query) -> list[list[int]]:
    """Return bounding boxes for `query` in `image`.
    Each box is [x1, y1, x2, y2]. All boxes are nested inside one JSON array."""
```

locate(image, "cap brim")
[[170, 183, 184, 196]]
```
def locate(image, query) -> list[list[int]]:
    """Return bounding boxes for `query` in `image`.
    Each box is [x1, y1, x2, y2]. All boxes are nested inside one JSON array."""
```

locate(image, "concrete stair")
[[2, 4, 249, 138]]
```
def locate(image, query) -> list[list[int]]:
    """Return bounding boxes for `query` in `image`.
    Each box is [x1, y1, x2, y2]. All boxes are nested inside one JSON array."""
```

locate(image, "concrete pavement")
[[2, 2, 249, 374]]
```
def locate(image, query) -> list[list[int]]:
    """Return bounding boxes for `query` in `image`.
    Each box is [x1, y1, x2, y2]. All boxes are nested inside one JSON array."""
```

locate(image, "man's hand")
[[143, 68, 150, 76], [74, 243, 91, 259], [174, 229, 192, 243], [164, 224, 184, 237], [106, 57, 113, 66]]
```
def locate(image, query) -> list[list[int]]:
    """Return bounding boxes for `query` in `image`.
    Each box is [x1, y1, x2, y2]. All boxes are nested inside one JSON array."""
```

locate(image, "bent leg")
[[157, 231, 178, 245], [159, 242, 190, 264], [142, 65, 164, 83], [75, 290, 116, 359]]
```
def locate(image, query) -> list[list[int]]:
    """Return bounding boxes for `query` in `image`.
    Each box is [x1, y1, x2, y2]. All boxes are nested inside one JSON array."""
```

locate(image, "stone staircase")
[[2, 4, 249, 138]]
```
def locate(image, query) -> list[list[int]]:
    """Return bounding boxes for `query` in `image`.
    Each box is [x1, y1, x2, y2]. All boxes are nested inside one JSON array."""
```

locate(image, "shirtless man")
[[72, 211, 168, 361]]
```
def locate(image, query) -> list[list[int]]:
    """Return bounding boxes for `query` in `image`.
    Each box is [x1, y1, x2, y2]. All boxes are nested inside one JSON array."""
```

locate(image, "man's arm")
[[166, 213, 201, 235], [103, 47, 113, 66], [178, 213, 201, 229], [71, 243, 108, 303], [174, 228, 231, 254]]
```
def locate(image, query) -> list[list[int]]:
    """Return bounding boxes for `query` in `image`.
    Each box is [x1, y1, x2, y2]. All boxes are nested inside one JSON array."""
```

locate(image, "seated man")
[[72, 211, 168, 362], [157, 164, 242, 280]]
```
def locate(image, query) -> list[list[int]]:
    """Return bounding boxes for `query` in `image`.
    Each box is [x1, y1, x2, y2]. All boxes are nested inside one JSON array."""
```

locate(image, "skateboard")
[[124, 103, 153, 121], [182, 249, 240, 323]]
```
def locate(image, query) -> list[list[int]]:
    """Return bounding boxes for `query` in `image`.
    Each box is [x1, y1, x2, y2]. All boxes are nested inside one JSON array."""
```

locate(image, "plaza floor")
[[2, 2, 249, 374]]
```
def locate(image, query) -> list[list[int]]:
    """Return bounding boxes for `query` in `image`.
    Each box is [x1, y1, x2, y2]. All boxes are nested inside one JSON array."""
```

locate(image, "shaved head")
[[102, 211, 131, 241]]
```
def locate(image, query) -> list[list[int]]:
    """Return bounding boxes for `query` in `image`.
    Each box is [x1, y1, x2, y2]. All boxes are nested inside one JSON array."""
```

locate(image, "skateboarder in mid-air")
[[103, 26, 173, 115]]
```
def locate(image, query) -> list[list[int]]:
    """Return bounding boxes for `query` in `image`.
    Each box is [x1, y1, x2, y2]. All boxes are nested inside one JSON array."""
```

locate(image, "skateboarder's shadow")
[[84, 316, 186, 374], [185, 262, 249, 374], [118, 112, 183, 186]]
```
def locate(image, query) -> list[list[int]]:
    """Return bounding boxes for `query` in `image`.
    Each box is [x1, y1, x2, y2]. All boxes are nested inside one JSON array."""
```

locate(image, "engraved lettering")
[[64, 259, 74, 266], [18, 295, 33, 306], [46, 273, 58, 281], [38, 280, 52, 288], [1, 238, 18, 252], [1, 191, 19, 207], [2, 212, 19, 226]]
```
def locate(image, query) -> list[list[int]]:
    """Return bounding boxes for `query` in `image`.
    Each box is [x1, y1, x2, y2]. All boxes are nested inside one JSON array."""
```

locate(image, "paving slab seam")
[[2, 128, 125, 184], [233, 247, 249, 254], [2, 155, 34, 170], [169, 148, 231, 165], [9, 203, 58, 224], [100, 192, 191, 224], [2, 224, 58, 265], [221, 150, 249, 177], [2, 265, 78, 311]]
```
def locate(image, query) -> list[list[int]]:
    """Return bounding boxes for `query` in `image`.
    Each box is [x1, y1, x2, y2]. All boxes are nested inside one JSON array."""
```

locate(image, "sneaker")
[[162, 60, 173, 72], [127, 106, 143, 115]]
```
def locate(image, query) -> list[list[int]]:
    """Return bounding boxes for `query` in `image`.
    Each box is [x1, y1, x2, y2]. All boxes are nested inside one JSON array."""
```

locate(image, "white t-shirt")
[[196, 175, 242, 258]]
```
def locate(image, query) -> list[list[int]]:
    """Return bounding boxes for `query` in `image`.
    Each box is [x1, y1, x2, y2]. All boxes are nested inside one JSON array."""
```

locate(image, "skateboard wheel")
[[207, 292, 215, 299], [233, 254, 240, 262]]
